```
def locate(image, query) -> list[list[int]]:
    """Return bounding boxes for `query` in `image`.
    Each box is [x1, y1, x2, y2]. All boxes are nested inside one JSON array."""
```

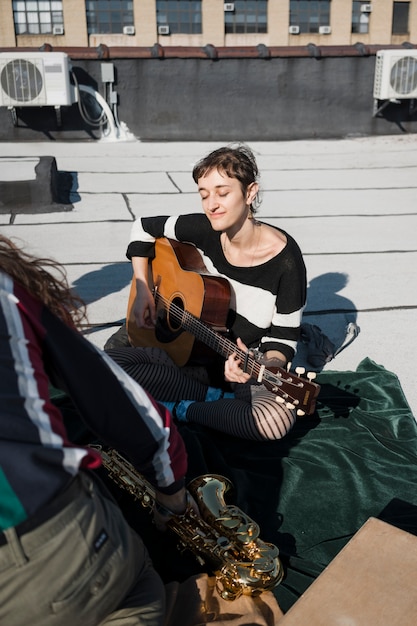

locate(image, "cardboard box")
[[279, 517, 417, 625]]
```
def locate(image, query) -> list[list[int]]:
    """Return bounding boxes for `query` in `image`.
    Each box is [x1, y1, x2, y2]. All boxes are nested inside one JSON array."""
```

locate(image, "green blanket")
[[55, 357, 417, 612]]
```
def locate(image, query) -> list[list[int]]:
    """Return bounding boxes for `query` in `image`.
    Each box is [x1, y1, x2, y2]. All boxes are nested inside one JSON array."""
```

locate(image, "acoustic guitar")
[[126, 238, 320, 416]]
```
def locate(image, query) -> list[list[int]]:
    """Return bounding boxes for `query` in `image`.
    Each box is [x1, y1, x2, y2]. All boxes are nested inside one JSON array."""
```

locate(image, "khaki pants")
[[0, 471, 165, 626]]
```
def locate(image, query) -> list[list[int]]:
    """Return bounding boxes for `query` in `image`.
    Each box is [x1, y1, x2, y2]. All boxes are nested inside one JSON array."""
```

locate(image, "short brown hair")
[[192, 143, 261, 211]]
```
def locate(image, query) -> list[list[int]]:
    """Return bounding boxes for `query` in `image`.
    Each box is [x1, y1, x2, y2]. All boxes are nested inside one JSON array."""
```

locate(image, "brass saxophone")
[[91, 445, 284, 600]]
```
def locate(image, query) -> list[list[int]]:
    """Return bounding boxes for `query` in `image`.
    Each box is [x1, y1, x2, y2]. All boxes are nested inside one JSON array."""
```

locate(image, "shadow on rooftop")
[[293, 272, 359, 371], [72, 262, 132, 305]]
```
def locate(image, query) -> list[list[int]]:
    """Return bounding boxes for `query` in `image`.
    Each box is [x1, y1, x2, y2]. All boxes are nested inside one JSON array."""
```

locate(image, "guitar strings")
[[154, 292, 304, 405]]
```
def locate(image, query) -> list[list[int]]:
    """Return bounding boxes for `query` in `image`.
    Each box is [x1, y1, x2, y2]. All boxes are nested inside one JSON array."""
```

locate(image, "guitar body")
[[127, 238, 231, 366]]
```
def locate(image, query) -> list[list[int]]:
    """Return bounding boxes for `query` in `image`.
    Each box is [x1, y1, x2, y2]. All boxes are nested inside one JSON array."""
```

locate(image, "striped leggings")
[[106, 347, 296, 442]]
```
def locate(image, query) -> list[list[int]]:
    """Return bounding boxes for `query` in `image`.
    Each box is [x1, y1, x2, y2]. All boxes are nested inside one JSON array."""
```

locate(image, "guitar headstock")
[[261, 365, 320, 416]]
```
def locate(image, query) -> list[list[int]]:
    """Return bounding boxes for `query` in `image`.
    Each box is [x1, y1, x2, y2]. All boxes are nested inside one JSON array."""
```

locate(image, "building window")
[[156, 0, 202, 35], [224, 0, 268, 35], [352, 1, 370, 34], [289, 0, 330, 34], [86, 0, 134, 35], [392, 1, 409, 34], [13, 0, 64, 35]]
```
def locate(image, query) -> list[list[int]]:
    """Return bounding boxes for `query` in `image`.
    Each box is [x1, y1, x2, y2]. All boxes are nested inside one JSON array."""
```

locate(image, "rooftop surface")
[[1, 134, 416, 418]]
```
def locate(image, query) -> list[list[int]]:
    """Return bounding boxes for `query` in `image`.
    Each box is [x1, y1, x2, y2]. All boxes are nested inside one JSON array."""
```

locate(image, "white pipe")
[[78, 83, 118, 139]]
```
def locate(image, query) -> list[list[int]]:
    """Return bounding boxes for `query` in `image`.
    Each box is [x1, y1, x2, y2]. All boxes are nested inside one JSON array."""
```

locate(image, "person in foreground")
[[0, 235, 190, 626], [106, 144, 307, 441]]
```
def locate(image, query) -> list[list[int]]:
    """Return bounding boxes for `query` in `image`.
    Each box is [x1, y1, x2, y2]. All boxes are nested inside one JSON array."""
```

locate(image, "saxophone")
[[90, 445, 284, 600]]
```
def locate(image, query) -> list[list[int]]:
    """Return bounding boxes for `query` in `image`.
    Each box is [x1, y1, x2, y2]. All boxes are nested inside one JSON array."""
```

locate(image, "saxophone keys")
[[252, 556, 276, 574], [217, 515, 240, 529], [257, 542, 279, 558], [236, 523, 259, 542], [217, 536, 232, 550]]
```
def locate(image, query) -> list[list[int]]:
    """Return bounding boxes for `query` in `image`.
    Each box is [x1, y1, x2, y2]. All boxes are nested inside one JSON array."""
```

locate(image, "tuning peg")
[[286, 361, 292, 372], [297, 409, 306, 417], [286, 403, 295, 410], [275, 396, 286, 404], [307, 371, 317, 381], [295, 366, 305, 375]]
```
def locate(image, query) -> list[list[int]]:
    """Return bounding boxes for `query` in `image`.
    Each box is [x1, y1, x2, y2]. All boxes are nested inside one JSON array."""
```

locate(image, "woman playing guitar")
[[106, 144, 311, 441]]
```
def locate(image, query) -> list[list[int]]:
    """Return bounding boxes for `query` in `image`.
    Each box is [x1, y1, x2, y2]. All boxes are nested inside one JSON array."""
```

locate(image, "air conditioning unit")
[[373, 49, 417, 100], [289, 25, 300, 35], [0, 52, 74, 107], [158, 25, 170, 35], [123, 25, 135, 35], [319, 25, 331, 34], [360, 4, 372, 12], [52, 25, 64, 35], [224, 3, 235, 11]]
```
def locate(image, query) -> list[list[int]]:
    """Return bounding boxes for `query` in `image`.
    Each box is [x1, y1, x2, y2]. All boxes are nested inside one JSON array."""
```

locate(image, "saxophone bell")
[[186, 475, 284, 599]]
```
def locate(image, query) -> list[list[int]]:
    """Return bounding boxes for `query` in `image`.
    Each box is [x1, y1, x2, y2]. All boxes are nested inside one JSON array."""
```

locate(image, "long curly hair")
[[0, 235, 87, 329]]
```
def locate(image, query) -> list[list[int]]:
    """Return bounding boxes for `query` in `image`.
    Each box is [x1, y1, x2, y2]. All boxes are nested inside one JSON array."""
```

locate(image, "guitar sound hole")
[[166, 296, 184, 332]]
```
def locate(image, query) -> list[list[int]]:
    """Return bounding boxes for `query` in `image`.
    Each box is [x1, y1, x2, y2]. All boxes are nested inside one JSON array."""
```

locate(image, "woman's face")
[[197, 168, 258, 233]]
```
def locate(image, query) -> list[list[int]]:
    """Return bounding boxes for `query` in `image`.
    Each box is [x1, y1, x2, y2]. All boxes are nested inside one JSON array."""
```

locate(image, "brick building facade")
[[0, 0, 416, 50]]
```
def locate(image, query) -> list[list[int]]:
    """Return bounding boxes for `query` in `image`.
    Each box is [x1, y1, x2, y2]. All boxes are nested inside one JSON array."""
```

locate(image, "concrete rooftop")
[[0, 135, 416, 418]]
